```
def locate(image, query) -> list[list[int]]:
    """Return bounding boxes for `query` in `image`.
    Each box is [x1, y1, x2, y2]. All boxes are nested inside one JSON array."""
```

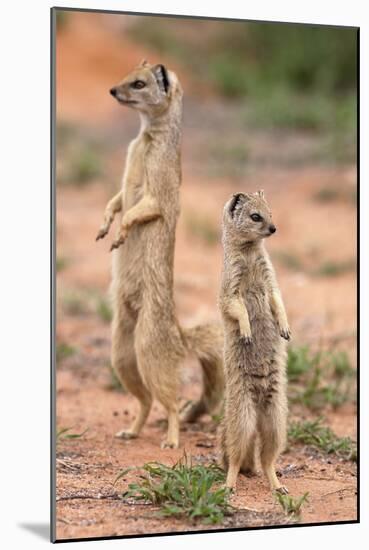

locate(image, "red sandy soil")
[[56, 173, 357, 540], [55, 11, 357, 541]]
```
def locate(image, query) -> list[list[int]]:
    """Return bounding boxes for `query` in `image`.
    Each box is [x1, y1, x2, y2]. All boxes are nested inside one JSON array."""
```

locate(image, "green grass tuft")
[[121, 456, 232, 524], [56, 342, 77, 364], [57, 427, 89, 441], [275, 491, 309, 516], [96, 297, 113, 323], [288, 417, 356, 461]]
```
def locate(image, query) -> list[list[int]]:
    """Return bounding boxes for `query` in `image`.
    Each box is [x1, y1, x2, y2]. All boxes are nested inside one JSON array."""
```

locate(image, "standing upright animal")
[[219, 190, 290, 493], [96, 61, 223, 449]]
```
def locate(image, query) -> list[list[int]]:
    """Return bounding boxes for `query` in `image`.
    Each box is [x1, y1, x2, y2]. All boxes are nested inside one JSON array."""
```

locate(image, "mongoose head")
[[109, 60, 181, 117], [223, 190, 277, 243]]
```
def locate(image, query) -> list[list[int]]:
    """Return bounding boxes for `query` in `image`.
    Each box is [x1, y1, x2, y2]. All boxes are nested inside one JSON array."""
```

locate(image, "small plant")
[[69, 147, 102, 185], [57, 427, 89, 441], [96, 297, 113, 323], [56, 256, 69, 273], [56, 342, 76, 364], [275, 491, 309, 516], [313, 187, 341, 203], [287, 346, 316, 381], [313, 259, 356, 277], [274, 251, 303, 272], [62, 291, 90, 316], [287, 346, 355, 410], [121, 456, 232, 524], [288, 417, 356, 461]]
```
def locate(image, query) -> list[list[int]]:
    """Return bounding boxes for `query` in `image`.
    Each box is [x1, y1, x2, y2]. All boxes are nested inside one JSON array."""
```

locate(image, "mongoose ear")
[[257, 189, 265, 199], [140, 58, 149, 67], [229, 193, 247, 217], [152, 64, 170, 94]]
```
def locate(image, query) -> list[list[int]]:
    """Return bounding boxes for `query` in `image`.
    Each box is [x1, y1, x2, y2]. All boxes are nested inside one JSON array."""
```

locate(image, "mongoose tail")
[[180, 323, 224, 422]]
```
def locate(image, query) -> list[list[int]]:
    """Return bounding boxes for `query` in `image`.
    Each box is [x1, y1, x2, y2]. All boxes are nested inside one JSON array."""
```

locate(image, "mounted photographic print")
[[51, 7, 358, 543]]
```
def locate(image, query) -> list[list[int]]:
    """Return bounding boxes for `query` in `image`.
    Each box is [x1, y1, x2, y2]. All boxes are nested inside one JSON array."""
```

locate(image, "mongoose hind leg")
[[258, 399, 288, 493], [161, 406, 180, 449], [111, 309, 152, 439], [135, 314, 183, 449], [226, 459, 242, 491], [223, 397, 257, 491]]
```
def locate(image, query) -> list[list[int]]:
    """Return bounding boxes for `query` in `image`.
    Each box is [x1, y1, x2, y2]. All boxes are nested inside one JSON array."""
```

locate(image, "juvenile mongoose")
[[219, 190, 290, 493], [96, 61, 224, 448]]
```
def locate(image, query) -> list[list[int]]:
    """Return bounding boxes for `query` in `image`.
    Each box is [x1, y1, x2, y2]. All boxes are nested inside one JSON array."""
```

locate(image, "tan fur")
[[219, 191, 290, 493], [96, 62, 224, 448]]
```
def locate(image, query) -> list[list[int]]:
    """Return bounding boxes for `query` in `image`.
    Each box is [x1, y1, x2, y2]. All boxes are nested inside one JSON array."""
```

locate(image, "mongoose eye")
[[250, 213, 263, 222], [131, 80, 146, 89]]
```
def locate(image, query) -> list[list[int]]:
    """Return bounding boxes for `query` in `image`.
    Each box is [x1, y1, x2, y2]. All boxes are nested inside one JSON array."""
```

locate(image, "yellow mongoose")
[[219, 190, 290, 493], [96, 61, 224, 448]]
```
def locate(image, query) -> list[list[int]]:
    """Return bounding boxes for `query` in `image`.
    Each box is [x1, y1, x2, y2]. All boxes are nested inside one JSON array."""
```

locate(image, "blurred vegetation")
[[274, 249, 356, 277], [55, 9, 70, 31], [56, 256, 69, 273], [56, 341, 77, 365], [56, 123, 105, 186], [61, 288, 112, 323], [287, 346, 356, 410], [129, 18, 356, 162]]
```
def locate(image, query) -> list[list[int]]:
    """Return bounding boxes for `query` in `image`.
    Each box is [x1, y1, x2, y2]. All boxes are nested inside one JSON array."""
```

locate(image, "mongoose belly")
[[224, 290, 286, 405], [111, 225, 146, 310]]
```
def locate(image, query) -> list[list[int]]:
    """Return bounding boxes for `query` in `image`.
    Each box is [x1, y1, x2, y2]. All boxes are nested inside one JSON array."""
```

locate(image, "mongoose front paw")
[[280, 327, 291, 341], [240, 335, 253, 346], [110, 227, 128, 251], [110, 238, 125, 251], [96, 226, 109, 241]]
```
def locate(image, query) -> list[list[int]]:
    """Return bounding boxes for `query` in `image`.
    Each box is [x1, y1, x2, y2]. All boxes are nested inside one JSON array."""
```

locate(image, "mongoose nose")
[[110, 87, 117, 97], [269, 224, 276, 234]]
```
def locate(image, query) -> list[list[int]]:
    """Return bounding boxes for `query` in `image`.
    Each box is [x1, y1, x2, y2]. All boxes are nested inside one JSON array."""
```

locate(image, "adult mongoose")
[[219, 190, 290, 492], [96, 61, 223, 448]]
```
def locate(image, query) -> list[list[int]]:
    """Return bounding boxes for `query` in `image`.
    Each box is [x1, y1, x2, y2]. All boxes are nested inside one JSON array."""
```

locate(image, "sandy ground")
[[54, 11, 357, 541]]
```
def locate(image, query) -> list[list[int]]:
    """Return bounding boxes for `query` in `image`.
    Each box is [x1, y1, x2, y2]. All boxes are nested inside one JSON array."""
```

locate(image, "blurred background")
[[55, 10, 357, 538], [56, 9, 357, 363]]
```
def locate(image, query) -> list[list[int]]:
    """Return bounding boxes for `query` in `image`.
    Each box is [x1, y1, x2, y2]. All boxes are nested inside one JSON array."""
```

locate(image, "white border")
[[1, 1, 366, 548]]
